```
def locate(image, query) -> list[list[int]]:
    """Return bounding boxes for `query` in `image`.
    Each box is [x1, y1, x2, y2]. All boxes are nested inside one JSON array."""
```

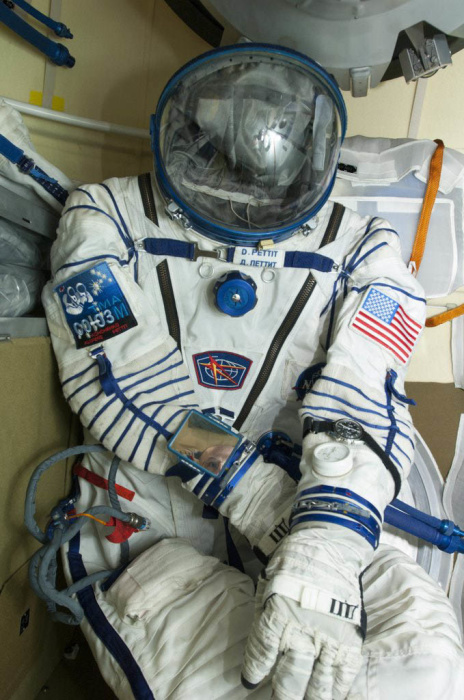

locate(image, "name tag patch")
[[233, 247, 285, 269], [55, 261, 137, 348]]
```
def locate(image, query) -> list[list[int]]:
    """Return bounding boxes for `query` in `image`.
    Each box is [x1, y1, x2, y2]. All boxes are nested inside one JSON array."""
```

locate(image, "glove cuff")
[[263, 572, 362, 627]]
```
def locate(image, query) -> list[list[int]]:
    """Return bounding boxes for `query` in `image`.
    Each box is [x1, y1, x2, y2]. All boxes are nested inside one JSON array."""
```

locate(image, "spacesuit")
[[41, 44, 464, 699]]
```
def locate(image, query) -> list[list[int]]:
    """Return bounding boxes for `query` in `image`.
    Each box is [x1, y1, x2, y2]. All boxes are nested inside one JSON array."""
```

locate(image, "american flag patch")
[[351, 288, 422, 365]]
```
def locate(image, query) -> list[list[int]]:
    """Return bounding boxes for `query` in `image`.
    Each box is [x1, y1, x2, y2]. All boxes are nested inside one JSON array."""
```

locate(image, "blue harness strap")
[[0, 134, 69, 205], [283, 250, 335, 272], [143, 238, 335, 272], [144, 238, 195, 259]]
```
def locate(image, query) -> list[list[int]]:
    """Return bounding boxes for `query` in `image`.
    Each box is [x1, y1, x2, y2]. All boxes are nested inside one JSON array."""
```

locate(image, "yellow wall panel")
[[55, 0, 156, 128], [24, 115, 151, 182], [53, 0, 209, 131], [344, 76, 416, 139], [0, 561, 72, 700], [142, 0, 210, 118], [0, 337, 78, 582], [418, 50, 464, 150]]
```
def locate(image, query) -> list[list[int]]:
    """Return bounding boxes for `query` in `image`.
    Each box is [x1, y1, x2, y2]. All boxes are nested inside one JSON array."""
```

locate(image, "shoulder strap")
[[0, 134, 68, 205], [409, 139, 444, 276]]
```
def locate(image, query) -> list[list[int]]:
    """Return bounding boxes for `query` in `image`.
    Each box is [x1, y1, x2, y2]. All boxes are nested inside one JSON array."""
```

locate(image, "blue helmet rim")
[[151, 42, 347, 244]]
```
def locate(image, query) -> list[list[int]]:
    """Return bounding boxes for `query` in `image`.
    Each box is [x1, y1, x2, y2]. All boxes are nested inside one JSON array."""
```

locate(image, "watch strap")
[[303, 417, 333, 438], [360, 428, 402, 499], [302, 417, 402, 499]]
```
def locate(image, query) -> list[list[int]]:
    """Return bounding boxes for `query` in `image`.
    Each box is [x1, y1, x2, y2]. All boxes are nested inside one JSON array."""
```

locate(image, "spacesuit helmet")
[[151, 43, 347, 246]]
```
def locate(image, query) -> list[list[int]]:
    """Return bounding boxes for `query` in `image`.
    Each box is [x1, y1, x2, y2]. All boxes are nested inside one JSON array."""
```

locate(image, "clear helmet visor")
[[153, 44, 346, 244]]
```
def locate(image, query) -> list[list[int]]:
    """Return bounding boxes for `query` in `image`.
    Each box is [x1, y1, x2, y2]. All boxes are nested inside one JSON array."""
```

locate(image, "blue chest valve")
[[214, 271, 257, 317]]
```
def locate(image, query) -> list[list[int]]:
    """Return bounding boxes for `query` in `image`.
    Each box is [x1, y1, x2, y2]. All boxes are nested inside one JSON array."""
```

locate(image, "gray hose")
[[29, 506, 127, 625], [37, 528, 84, 623], [25, 444, 133, 625], [24, 444, 107, 543]]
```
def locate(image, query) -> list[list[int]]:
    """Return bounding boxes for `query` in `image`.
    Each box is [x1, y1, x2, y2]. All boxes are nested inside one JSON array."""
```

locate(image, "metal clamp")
[[192, 243, 227, 262], [17, 155, 35, 174], [165, 201, 192, 229], [293, 498, 371, 519]]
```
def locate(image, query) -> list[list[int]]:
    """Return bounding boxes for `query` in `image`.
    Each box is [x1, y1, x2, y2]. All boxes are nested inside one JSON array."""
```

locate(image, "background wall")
[[344, 52, 464, 151]]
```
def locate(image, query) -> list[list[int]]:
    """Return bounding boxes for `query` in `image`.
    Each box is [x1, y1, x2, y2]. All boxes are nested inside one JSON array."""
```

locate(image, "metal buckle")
[[192, 244, 227, 262], [17, 155, 35, 174], [217, 440, 255, 489]]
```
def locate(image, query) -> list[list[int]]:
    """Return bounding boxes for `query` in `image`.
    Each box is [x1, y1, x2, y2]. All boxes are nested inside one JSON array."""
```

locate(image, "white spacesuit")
[[42, 44, 464, 699]]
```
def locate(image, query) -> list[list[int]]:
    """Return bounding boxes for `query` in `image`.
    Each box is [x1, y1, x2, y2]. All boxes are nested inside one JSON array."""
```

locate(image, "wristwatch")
[[303, 417, 401, 498]]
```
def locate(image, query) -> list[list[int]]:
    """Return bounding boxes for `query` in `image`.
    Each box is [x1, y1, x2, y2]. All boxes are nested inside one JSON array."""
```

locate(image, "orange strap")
[[409, 139, 464, 327], [409, 139, 444, 275], [425, 305, 464, 327]]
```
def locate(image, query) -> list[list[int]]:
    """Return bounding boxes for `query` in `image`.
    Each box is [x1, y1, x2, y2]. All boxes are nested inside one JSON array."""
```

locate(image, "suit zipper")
[[233, 202, 345, 431], [138, 173, 158, 225], [138, 173, 181, 347]]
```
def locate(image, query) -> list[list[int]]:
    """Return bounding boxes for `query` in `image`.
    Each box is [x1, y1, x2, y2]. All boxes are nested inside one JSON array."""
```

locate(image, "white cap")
[[312, 441, 353, 478]]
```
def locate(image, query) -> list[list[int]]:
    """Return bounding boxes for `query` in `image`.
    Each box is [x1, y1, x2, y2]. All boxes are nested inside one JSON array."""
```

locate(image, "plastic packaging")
[[0, 217, 49, 268], [0, 217, 50, 317], [0, 263, 44, 317]]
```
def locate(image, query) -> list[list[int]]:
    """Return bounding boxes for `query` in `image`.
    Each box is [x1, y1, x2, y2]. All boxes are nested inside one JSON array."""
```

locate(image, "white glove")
[[241, 429, 400, 700], [241, 528, 365, 700]]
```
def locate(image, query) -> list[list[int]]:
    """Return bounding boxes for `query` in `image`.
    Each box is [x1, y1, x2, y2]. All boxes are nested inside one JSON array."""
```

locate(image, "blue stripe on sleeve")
[[351, 282, 426, 303], [389, 440, 413, 464], [75, 187, 96, 203], [67, 375, 99, 401], [62, 363, 95, 387], [128, 406, 164, 462], [114, 348, 178, 383], [346, 227, 398, 271], [77, 389, 103, 416], [143, 408, 186, 471], [318, 375, 388, 409], [99, 183, 131, 241], [87, 395, 118, 429], [56, 254, 129, 274], [62, 205, 132, 249], [349, 242, 388, 272], [122, 360, 184, 393], [308, 389, 392, 421], [130, 376, 192, 403]]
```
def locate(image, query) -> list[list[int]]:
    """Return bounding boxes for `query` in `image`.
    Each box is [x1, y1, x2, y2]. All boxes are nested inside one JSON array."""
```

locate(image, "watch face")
[[334, 419, 363, 441]]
